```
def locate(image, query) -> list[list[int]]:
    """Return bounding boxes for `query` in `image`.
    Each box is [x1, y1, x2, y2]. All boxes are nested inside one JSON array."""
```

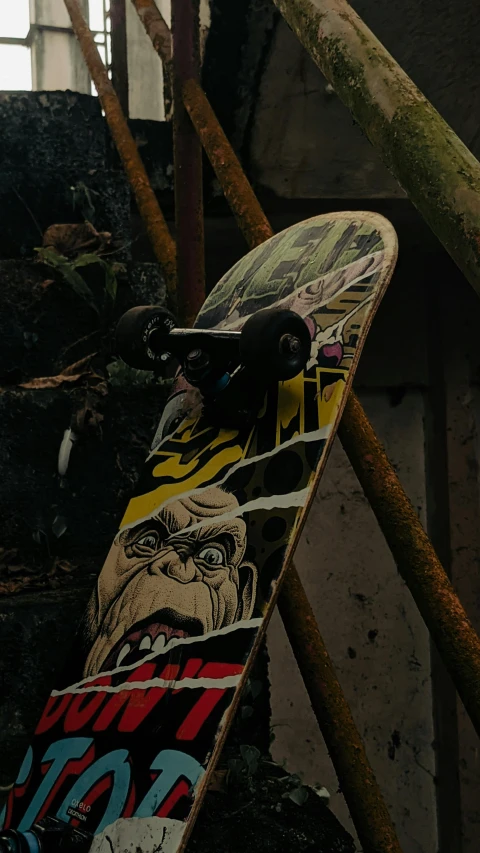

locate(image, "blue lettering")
[[57, 750, 130, 834], [18, 739, 92, 832], [135, 749, 203, 818]]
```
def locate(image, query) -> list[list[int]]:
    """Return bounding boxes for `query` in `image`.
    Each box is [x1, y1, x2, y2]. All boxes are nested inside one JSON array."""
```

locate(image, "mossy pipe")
[[273, 0, 480, 295]]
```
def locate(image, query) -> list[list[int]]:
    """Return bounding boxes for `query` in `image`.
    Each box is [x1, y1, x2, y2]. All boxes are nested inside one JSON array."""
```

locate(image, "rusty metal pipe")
[[130, 0, 173, 117], [338, 392, 480, 738], [172, 0, 205, 327], [279, 564, 403, 853], [131, 0, 172, 62], [182, 79, 274, 250], [110, 0, 129, 116], [130, 0, 273, 250], [64, 0, 176, 299]]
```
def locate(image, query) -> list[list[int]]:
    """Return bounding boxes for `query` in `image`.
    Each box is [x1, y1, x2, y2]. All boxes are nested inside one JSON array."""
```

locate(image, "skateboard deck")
[[2, 212, 398, 853]]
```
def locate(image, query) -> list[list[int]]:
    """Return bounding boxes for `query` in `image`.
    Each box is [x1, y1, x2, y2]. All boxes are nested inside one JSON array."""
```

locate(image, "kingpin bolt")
[[186, 348, 210, 379], [279, 333, 301, 355]]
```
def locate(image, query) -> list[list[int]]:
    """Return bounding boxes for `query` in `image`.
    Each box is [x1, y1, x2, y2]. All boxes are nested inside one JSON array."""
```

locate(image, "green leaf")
[[74, 254, 117, 303], [249, 679, 263, 699], [103, 261, 117, 303], [57, 263, 99, 314], [72, 253, 104, 268], [287, 786, 309, 806], [35, 247, 99, 314], [241, 705, 254, 720], [35, 247, 67, 268], [239, 744, 260, 775], [227, 758, 244, 776]]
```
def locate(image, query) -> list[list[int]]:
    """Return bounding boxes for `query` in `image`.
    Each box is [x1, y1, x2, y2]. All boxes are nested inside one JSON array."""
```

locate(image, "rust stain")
[[64, 0, 177, 300], [338, 392, 480, 739], [182, 79, 274, 250], [279, 564, 403, 853], [131, 0, 173, 118], [131, 0, 172, 62], [130, 0, 272, 253]]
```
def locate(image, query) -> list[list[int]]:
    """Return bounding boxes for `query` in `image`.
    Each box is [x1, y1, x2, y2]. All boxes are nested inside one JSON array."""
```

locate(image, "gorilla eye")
[[136, 533, 158, 551], [197, 546, 224, 566]]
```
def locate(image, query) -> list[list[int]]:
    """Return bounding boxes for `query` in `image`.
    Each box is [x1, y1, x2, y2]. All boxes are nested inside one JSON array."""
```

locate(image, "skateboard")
[[0, 212, 398, 853]]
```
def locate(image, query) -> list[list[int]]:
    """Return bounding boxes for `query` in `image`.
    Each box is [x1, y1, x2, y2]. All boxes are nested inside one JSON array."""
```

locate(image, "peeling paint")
[[182, 79, 274, 250]]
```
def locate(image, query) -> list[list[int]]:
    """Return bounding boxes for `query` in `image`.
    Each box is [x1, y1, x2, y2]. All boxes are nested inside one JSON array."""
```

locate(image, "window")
[[0, 1, 112, 93], [0, 2, 32, 90], [90, 0, 111, 71]]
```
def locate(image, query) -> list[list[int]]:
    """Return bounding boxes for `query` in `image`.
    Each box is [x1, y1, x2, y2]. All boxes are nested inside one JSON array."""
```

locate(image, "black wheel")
[[115, 306, 177, 370], [239, 308, 311, 381]]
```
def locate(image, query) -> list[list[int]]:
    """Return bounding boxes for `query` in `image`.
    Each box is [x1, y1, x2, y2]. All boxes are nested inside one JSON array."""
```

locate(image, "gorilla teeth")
[[139, 635, 152, 652], [116, 643, 131, 667], [152, 634, 167, 654]]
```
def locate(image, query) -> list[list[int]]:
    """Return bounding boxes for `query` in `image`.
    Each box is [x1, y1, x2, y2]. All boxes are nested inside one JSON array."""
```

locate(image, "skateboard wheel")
[[115, 306, 177, 370], [239, 308, 311, 381]]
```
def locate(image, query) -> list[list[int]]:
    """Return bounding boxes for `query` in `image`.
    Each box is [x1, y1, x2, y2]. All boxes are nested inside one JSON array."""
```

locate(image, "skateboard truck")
[[0, 818, 92, 853], [115, 306, 312, 428]]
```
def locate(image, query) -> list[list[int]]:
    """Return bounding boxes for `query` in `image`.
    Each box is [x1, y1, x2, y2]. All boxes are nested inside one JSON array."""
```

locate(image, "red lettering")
[[176, 662, 243, 741], [157, 780, 190, 818], [36, 746, 95, 823], [36, 695, 72, 735], [122, 778, 137, 819], [173, 659, 203, 693], [64, 678, 111, 733], [93, 663, 180, 733], [199, 663, 243, 678], [82, 774, 111, 814]]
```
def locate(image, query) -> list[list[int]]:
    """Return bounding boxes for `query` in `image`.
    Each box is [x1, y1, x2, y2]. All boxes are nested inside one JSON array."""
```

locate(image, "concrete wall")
[[267, 398, 437, 852]]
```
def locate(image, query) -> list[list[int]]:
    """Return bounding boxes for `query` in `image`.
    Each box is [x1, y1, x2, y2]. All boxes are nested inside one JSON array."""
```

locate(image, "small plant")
[[282, 772, 309, 806], [238, 677, 263, 720], [106, 359, 173, 389], [71, 182, 100, 222], [227, 744, 261, 784], [35, 247, 118, 314]]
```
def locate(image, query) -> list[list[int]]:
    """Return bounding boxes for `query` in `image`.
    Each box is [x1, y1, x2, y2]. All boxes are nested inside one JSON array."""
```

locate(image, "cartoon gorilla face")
[[82, 486, 257, 676]]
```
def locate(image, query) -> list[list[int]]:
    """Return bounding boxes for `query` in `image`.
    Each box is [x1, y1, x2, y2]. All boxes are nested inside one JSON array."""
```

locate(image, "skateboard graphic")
[[1, 212, 398, 853]]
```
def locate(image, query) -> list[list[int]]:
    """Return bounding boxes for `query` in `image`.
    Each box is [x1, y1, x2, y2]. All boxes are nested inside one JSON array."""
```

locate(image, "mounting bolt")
[[279, 333, 301, 355], [186, 347, 211, 380]]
